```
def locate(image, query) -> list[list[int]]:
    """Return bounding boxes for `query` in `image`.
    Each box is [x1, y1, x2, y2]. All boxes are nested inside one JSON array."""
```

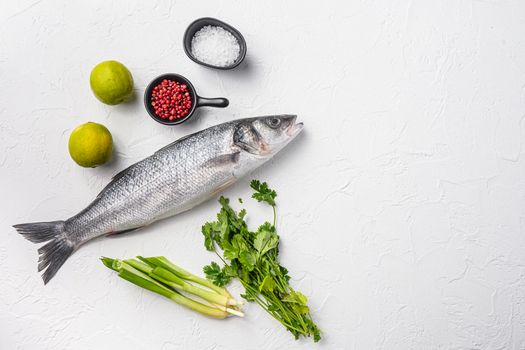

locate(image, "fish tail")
[[13, 221, 75, 284]]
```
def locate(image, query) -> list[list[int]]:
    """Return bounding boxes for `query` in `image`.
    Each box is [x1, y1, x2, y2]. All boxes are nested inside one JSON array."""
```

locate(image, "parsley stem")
[[239, 278, 307, 335], [214, 250, 228, 266]]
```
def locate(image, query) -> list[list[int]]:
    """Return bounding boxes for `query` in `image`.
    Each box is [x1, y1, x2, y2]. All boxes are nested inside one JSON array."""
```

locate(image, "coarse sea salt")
[[191, 25, 240, 67]]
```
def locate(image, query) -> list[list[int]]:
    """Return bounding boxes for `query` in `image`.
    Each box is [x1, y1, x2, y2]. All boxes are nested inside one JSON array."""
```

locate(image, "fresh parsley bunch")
[[202, 180, 321, 342]]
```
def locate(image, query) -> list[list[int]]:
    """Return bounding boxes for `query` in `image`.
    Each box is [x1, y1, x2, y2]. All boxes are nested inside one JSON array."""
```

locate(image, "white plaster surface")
[[2, 1, 525, 349]]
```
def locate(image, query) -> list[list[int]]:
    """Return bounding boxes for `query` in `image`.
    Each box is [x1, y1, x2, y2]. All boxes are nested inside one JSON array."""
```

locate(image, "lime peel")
[[90, 60, 133, 105]]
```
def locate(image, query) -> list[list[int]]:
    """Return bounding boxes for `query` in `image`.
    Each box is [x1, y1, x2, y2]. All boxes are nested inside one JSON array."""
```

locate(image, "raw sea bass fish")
[[14, 115, 303, 284]]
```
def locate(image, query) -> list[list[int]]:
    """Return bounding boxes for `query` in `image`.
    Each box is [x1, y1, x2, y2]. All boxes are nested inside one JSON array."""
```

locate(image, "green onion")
[[138, 256, 232, 298], [151, 266, 233, 306], [101, 256, 244, 319]]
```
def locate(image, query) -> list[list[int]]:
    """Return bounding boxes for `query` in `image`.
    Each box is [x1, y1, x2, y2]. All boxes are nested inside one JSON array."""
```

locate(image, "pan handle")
[[196, 96, 229, 108]]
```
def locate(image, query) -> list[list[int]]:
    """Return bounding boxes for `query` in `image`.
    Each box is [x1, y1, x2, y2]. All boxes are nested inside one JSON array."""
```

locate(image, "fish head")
[[234, 115, 303, 157]]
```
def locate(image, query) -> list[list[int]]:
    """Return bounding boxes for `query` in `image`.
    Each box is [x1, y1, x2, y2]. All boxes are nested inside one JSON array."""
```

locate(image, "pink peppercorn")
[[150, 79, 193, 120]]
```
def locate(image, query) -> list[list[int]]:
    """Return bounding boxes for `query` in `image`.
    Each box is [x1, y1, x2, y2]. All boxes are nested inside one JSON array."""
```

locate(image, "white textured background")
[[1, 1, 525, 349]]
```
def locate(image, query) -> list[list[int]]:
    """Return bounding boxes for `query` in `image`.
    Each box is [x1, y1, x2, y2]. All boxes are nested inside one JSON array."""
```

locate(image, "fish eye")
[[267, 118, 281, 128]]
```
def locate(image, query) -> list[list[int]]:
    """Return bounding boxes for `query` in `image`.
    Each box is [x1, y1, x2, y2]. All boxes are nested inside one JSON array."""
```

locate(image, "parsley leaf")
[[283, 290, 309, 314], [250, 179, 277, 206], [203, 262, 231, 287], [259, 275, 277, 293], [202, 222, 217, 251], [254, 223, 279, 259], [239, 251, 256, 271]]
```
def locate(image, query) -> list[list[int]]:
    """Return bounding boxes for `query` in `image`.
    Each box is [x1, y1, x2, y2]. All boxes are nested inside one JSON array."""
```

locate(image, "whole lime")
[[90, 60, 133, 105], [68, 122, 113, 168]]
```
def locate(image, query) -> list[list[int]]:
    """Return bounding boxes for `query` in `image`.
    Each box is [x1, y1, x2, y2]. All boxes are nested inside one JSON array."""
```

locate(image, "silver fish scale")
[[65, 122, 240, 246]]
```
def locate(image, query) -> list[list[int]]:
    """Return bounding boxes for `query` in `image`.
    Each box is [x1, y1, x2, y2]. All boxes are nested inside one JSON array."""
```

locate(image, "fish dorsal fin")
[[96, 162, 137, 198]]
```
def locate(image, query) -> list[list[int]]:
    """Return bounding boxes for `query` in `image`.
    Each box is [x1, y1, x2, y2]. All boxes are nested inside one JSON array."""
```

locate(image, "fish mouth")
[[286, 116, 304, 137]]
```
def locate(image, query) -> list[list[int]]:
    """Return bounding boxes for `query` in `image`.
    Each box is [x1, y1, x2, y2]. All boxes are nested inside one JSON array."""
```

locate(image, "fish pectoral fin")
[[211, 177, 237, 197], [105, 227, 142, 237], [203, 152, 240, 169]]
